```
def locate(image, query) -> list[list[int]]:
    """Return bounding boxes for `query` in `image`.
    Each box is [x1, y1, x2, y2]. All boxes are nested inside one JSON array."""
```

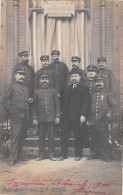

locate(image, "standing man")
[[88, 75, 116, 162], [97, 57, 116, 94], [33, 73, 60, 161], [11, 51, 35, 101], [60, 68, 90, 161], [49, 50, 69, 111], [0, 67, 29, 165], [86, 65, 98, 94], [34, 55, 60, 94]]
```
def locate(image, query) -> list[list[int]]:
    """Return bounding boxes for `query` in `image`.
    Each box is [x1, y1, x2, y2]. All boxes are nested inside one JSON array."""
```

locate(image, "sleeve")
[[54, 89, 61, 118], [109, 70, 116, 94], [29, 67, 35, 98], [81, 86, 91, 118], [64, 64, 69, 87], [34, 71, 39, 92], [53, 72, 60, 95], [0, 84, 12, 109], [33, 91, 38, 120], [107, 93, 117, 114]]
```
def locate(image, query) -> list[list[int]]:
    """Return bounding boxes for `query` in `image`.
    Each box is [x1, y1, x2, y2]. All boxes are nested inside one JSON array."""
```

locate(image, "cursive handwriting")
[[8, 178, 114, 189]]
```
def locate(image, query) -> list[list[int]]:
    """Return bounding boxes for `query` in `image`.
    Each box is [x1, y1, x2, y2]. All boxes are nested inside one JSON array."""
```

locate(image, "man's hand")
[[33, 119, 38, 125], [86, 121, 90, 127], [80, 115, 86, 125], [107, 113, 111, 118], [55, 118, 60, 125], [28, 98, 33, 103]]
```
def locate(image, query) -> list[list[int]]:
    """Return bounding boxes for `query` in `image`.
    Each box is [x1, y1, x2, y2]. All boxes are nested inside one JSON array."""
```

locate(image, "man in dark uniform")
[[49, 50, 69, 111], [97, 57, 116, 94], [11, 51, 35, 101], [88, 75, 116, 162], [34, 55, 60, 94], [0, 67, 29, 165], [82, 65, 98, 148], [33, 73, 60, 161], [70, 56, 88, 84], [60, 68, 90, 161], [86, 65, 98, 94]]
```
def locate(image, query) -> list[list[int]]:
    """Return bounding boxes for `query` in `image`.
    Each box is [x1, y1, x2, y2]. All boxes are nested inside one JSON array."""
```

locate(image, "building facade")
[[0, 0, 123, 108]]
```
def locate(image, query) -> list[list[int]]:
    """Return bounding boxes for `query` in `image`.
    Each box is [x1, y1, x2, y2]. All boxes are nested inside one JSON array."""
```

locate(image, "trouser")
[[9, 115, 28, 161], [38, 122, 55, 157], [90, 124, 112, 158], [61, 118, 84, 158]]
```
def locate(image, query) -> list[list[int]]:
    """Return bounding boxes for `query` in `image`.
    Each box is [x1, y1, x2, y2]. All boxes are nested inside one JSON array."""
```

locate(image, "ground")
[[0, 157, 122, 195]]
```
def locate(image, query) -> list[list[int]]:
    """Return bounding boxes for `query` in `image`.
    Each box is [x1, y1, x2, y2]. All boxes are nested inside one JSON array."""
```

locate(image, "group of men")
[[0, 49, 117, 165]]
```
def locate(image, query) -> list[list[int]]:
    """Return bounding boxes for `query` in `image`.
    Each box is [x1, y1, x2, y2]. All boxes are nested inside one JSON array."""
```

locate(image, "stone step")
[[22, 146, 90, 158]]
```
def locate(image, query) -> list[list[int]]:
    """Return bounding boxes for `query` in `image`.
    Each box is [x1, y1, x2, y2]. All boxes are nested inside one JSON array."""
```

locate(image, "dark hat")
[[18, 50, 29, 57], [14, 66, 25, 74], [39, 73, 50, 79], [97, 57, 106, 63], [69, 68, 82, 76], [51, 50, 60, 56], [40, 55, 49, 61], [94, 74, 104, 82], [71, 56, 81, 62], [87, 65, 98, 72]]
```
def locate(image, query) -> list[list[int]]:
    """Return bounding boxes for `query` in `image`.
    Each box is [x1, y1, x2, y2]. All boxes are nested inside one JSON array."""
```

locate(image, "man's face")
[[41, 59, 49, 68], [15, 72, 25, 83], [87, 70, 97, 81], [39, 77, 49, 87], [52, 54, 59, 62], [21, 55, 28, 63], [70, 74, 81, 84], [95, 80, 104, 90], [98, 61, 106, 69], [72, 60, 80, 68]]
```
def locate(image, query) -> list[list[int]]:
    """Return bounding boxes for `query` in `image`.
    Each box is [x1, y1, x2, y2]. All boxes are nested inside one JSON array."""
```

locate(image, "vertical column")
[[13, 0, 19, 65], [100, 0, 106, 57]]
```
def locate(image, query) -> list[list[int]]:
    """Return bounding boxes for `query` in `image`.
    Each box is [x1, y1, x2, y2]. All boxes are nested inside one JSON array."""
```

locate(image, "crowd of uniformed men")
[[0, 50, 119, 165]]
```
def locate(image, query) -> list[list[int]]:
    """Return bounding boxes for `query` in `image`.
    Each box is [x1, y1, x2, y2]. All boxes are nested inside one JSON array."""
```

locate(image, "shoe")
[[75, 157, 81, 161], [36, 157, 44, 161], [50, 157, 57, 161], [9, 160, 16, 166], [18, 157, 27, 161], [57, 156, 67, 161]]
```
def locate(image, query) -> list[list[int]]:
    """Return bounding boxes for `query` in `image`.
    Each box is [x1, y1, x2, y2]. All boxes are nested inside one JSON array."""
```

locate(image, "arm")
[[53, 72, 60, 95], [29, 66, 35, 98], [33, 91, 38, 125], [80, 86, 91, 118], [54, 89, 61, 124], [109, 70, 116, 94], [0, 84, 12, 110]]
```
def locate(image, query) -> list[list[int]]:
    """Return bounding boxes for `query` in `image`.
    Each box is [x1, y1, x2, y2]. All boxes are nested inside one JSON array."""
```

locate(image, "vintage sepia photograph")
[[0, 0, 122, 194]]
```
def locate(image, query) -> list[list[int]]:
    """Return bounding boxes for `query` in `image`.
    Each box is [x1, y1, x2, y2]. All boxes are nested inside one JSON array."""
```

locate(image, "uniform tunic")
[[0, 83, 29, 161]]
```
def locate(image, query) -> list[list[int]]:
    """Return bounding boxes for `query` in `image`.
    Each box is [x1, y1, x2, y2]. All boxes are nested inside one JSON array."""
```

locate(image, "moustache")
[[54, 58, 59, 62], [96, 84, 102, 87], [72, 64, 77, 68]]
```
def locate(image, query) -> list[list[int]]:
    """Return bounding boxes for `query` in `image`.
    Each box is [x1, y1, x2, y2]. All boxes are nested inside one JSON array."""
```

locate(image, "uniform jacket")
[[83, 79, 96, 94], [33, 88, 60, 122], [97, 68, 116, 94], [63, 82, 90, 121], [0, 83, 29, 119], [11, 62, 35, 98], [90, 89, 116, 125], [49, 61, 69, 91], [34, 67, 60, 94]]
